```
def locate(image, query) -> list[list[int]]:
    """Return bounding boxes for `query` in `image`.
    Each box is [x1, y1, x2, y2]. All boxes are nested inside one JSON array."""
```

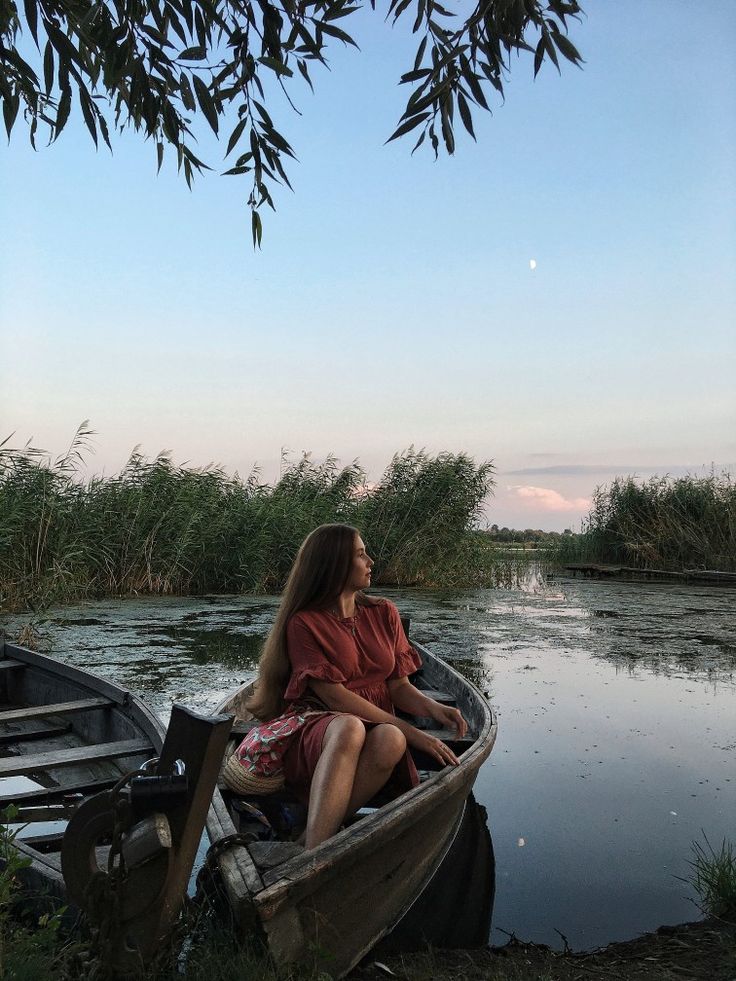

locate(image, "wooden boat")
[[0, 638, 165, 904], [0, 630, 496, 977], [207, 634, 497, 979], [0, 639, 232, 975]]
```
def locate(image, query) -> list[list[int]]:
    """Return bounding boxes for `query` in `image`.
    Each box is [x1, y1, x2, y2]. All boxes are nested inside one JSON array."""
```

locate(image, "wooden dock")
[[564, 564, 736, 586]]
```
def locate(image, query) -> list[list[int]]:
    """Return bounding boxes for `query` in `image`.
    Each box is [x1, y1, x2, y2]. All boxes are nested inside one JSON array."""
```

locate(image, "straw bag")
[[222, 706, 328, 796]]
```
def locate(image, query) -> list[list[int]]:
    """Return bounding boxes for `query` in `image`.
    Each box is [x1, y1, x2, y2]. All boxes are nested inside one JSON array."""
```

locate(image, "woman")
[[247, 523, 468, 850]]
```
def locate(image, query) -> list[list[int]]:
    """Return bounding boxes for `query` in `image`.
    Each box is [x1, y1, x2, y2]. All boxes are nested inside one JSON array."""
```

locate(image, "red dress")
[[281, 600, 422, 803]]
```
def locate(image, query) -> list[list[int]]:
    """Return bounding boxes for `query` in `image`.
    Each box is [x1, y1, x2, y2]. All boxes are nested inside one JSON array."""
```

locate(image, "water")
[[5, 575, 735, 951]]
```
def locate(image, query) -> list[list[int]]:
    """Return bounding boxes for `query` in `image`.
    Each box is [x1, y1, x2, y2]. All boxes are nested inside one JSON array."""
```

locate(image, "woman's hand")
[[387, 677, 469, 742], [309, 678, 468, 768], [428, 702, 468, 738], [405, 727, 461, 767]]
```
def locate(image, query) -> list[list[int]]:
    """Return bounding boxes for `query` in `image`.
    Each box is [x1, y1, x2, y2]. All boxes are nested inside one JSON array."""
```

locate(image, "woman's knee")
[[324, 714, 366, 754], [367, 723, 406, 764]]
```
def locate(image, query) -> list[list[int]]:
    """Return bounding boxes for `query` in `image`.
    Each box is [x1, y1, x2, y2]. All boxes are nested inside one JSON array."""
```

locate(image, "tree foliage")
[[1, 0, 583, 242]]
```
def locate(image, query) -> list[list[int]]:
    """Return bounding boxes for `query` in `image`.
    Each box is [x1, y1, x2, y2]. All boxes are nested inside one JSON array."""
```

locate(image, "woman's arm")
[[387, 676, 468, 738], [309, 679, 462, 766]]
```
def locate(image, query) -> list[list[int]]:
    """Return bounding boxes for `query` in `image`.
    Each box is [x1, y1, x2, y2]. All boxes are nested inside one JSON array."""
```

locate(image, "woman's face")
[[346, 535, 374, 592]]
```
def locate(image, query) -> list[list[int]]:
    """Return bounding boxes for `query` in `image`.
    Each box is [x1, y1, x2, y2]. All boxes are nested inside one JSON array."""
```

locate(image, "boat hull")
[[0, 641, 165, 905], [209, 639, 497, 977]]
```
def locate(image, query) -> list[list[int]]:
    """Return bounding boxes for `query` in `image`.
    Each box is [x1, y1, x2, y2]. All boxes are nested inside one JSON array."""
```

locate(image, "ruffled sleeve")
[[386, 602, 423, 680], [283, 614, 349, 700]]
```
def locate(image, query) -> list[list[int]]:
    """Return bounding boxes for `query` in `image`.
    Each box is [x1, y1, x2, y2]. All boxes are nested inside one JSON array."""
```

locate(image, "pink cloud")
[[509, 485, 591, 513]]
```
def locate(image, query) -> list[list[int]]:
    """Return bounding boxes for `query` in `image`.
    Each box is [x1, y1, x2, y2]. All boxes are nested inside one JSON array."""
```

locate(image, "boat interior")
[[0, 636, 487, 889], [0, 644, 159, 874], [217, 657, 481, 872]]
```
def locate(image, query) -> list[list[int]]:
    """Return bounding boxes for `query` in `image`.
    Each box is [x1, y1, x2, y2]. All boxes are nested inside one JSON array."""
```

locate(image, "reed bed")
[[555, 473, 736, 572], [0, 430, 497, 611]]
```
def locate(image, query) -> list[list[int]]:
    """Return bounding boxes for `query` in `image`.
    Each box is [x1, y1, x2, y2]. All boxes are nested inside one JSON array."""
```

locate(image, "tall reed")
[[0, 430, 496, 611], [555, 473, 736, 572]]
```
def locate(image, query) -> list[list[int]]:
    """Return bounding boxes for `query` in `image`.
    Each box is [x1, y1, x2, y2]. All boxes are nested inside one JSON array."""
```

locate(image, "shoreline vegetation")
[[552, 473, 736, 574], [0, 427, 497, 613], [2, 429, 735, 614]]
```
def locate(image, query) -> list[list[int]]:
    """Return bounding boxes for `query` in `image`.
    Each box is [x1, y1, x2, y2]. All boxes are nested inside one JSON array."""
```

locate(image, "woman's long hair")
[[246, 524, 379, 720]]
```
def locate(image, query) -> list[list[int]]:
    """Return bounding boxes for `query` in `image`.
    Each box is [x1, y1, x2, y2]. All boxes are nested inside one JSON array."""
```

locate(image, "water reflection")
[[373, 795, 494, 955], [4, 572, 736, 951], [162, 626, 266, 667], [389, 579, 735, 950]]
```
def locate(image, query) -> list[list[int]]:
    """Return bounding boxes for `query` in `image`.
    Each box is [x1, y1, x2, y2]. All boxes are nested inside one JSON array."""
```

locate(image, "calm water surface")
[[8, 575, 735, 951]]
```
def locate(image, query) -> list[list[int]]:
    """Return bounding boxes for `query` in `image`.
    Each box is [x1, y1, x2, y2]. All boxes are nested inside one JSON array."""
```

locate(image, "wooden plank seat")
[[15, 830, 66, 852], [14, 804, 80, 822], [419, 728, 475, 744], [409, 728, 477, 773], [0, 723, 72, 745], [0, 697, 112, 723], [0, 738, 154, 778], [415, 689, 457, 705], [0, 775, 119, 806]]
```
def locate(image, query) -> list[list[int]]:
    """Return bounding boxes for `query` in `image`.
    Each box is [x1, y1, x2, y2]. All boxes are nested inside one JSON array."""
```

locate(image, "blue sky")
[[1, 1, 734, 530]]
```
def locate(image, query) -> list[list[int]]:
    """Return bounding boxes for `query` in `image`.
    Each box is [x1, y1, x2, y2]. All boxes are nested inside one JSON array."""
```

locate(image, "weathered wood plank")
[[0, 723, 71, 745], [564, 563, 736, 586], [0, 775, 118, 806], [207, 791, 265, 899], [3, 644, 131, 706], [415, 689, 456, 704], [0, 738, 152, 777], [419, 728, 475, 744], [231, 719, 258, 738], [248, 841, 304, 872], [16, 830, 66, 851], [0, 697, 111, 723], [15, 804, 78, 822], [0, 660, 25, 672]]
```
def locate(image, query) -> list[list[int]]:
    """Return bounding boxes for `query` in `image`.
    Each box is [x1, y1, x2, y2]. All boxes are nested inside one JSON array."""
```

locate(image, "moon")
[[529, 259, 537, 271]]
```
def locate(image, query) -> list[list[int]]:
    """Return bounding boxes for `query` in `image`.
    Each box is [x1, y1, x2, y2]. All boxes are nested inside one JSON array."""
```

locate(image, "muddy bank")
[[355, 918, 736, 981]]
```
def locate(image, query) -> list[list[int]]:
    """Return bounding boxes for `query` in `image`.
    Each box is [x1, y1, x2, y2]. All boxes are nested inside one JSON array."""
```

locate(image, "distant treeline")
[[556, 474, 736, 572], [486, 526, 574, 546], [0, 428, 498, 611]]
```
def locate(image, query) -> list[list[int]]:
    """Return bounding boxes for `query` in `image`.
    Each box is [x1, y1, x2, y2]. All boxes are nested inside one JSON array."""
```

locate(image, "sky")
[[1, 1, 735, 531]]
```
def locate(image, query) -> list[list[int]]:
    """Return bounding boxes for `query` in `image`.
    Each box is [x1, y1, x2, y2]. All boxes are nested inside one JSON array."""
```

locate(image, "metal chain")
[[80, 766, 149, 978], [192, 831, 259, 909]]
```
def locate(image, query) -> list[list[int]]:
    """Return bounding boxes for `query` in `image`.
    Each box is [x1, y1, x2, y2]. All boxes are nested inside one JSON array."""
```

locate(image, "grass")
[[553, 472, 736, 573], [0, 818, 328, 981], [0, 807, 72, 980], [688, 835, 736, 921], [0, 427, 501, 612], [1, 821, 735, 981]]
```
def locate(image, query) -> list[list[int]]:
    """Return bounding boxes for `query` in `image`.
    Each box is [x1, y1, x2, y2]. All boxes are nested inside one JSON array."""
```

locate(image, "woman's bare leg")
[[345, 723, 406, 815], [304, 715, 366, 849], [304, 720, 407, 849]]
